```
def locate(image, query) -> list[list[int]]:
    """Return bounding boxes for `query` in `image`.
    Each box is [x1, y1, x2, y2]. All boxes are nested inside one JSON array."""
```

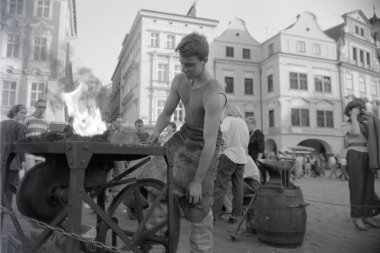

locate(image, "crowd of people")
[[1, 32, 380, 253], [273, 152, 349, 180]]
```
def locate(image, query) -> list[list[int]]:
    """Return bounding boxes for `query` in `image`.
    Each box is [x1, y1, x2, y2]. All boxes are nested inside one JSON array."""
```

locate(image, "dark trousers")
[[346, 150, 379, 218], [1, 170, 19, 227], [212, 154, 244, 218]]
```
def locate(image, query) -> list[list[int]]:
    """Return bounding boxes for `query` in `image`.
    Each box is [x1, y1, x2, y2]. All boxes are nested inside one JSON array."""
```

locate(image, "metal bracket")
[[64, 142, 94, 169]]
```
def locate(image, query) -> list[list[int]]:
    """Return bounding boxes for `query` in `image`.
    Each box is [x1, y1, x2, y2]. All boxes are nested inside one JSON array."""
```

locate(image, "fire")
[[62, 82, 107, 136]]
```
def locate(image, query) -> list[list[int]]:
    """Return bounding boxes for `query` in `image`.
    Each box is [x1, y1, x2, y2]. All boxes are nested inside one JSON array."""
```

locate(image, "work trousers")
[[346, 150, 378, 218], [213, 154, 244, 218]]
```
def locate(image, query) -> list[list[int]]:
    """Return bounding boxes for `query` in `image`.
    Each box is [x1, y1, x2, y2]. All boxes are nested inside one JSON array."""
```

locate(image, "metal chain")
[[0, 205, 132, 253]]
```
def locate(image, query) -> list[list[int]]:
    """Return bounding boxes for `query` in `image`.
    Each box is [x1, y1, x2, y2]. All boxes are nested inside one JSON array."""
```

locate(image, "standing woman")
[[341, 99, 380, 230], [1, 104, 27, 210]]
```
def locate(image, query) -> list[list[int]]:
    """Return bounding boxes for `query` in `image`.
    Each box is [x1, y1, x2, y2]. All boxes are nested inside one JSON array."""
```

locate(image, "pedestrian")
[[294, 155, 304, 178], [246, 116, 266, 184], [63, 116, 76, 136], [139, 32, 226, 252], [24, 99, 49, 171], [338, 155, 349, 180], [1, 104, 27, 226], [341, 99, 380, 230], [212, 102, 249, 223], [159, 121, 177, 145], [108, 116, 127, 193], [134, 118, 149, 142], [305, 156, 312, 176], [328, 154, 338, 179]]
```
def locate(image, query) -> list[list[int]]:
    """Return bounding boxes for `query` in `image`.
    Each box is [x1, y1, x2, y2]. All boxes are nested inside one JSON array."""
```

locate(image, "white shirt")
[[220, 116, 249, 164]]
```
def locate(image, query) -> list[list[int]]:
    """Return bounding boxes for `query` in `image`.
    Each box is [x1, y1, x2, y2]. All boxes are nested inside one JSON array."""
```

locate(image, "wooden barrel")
[[254, 184, 307, 247]]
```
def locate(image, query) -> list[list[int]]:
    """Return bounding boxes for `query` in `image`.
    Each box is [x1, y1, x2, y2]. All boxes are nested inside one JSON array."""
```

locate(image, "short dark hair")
[[168, 121, 177, 131], [135, 118, 143, 125], [35, 99, 46, 106], [344, 98, 367, 117], [175, 32, 209, 62], [7, 104, 26, 119]]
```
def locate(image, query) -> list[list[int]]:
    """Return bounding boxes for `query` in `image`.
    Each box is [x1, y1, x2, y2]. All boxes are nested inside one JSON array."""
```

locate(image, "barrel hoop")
[[257, 229, 305, 238]]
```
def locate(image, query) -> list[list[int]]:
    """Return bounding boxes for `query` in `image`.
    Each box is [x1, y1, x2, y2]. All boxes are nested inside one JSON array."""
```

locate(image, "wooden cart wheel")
[[96, 179, 179, 253]]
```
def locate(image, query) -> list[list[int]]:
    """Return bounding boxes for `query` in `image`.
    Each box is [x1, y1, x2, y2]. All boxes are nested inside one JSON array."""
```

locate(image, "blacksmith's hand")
[[187, 181, 202, 205]]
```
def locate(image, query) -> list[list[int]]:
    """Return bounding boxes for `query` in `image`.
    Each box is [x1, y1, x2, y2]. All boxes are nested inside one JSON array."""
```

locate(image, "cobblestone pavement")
[[1, 175, 380, 253]]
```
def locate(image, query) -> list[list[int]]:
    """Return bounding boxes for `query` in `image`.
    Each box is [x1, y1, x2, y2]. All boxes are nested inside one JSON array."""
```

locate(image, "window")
[[359, 50, 364, 64], [355, 26, 359, 34], [173, 64, 181, 77], [290, 72, 307, 90], [173, 102, 184, 122], [267, 74, 273, 93], [226, 47, 234, 57], [6, 34, 20, 58], [269, 110, 274, 128], [314, 76, 331, 93], [268, 43, 274, 56], [353, 47, 357, 61], [8, 0, 23, 15], [30, 82, 45, 106], [346, 73, 353, 89], [312, 43, 321, 55], [157, 63, 168, 82], [291, 108, 309, 127], [243, 48, 251, 59], [360, 28, 364, 36], [244, 78, 253, 95], [156, 100, 165, 120], [34, 37, 47, 61], [166, 35, 175, 49], [296, 41, 305, 53], [36, 0, 50, 18], [359, 77, 366, 93], [150, 32, 159, 48], [2, 81, 17, 106], [317, 110, 334, 128], [225, 77, 234, 93], [366, 52, 371, 67], [371, 80, 377, 95]]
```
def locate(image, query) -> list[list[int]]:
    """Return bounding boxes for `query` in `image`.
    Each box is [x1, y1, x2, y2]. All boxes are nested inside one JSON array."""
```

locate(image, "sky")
[[70, 0, 380, 84]]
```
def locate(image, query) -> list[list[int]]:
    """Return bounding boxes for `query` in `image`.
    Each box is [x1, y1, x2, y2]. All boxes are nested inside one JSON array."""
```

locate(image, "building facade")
[[325, 10, 380, 154], [260, 12, 342, 155], [114, 9, 218, 125], [113, 8, 380, 156], [209, 18, 262, 121], [0, 0, 77, 122]]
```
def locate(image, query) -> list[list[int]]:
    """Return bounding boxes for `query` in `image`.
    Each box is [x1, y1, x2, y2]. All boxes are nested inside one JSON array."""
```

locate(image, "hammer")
[[230, 189, 258, 241]]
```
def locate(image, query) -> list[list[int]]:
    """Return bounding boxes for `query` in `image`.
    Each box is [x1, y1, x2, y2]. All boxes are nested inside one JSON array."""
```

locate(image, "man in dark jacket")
[[246, 116, 266, 183]]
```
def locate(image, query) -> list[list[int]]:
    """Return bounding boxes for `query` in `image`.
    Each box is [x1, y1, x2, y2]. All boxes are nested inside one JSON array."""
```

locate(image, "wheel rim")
[[96, 179, 179, 253]]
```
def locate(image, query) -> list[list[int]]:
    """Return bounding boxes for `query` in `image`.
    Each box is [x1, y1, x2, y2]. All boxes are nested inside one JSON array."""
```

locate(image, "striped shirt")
[[24, 115, 48, 138], [24, 115, 48, 160]]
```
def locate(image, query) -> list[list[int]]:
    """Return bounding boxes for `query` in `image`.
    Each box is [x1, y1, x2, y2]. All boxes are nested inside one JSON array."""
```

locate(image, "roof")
[[324, 24, 344, 41], [214, 17, 260, 45], [341, 10, 370, 25]]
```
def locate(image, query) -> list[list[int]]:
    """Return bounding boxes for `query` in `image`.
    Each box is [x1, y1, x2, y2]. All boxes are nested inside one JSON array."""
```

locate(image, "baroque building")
[[112, 8, 218, 125], [113, 7, 380, 156], [0, 0, 77, 122]]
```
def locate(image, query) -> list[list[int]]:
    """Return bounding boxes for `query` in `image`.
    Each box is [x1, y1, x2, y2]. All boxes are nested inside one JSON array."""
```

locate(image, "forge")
[[1, 132, 177, 253]]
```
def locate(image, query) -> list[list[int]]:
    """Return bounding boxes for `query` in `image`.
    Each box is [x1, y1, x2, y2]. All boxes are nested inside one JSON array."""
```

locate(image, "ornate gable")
[[343, 10, 370, 26]]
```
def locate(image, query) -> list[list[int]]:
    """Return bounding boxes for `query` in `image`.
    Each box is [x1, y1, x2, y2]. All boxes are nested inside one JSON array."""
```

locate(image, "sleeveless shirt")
[[173, 73, 226, 129]]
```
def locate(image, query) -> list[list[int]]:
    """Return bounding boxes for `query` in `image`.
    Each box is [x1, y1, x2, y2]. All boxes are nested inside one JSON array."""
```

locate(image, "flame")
[[62, 82, 107, 136]]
